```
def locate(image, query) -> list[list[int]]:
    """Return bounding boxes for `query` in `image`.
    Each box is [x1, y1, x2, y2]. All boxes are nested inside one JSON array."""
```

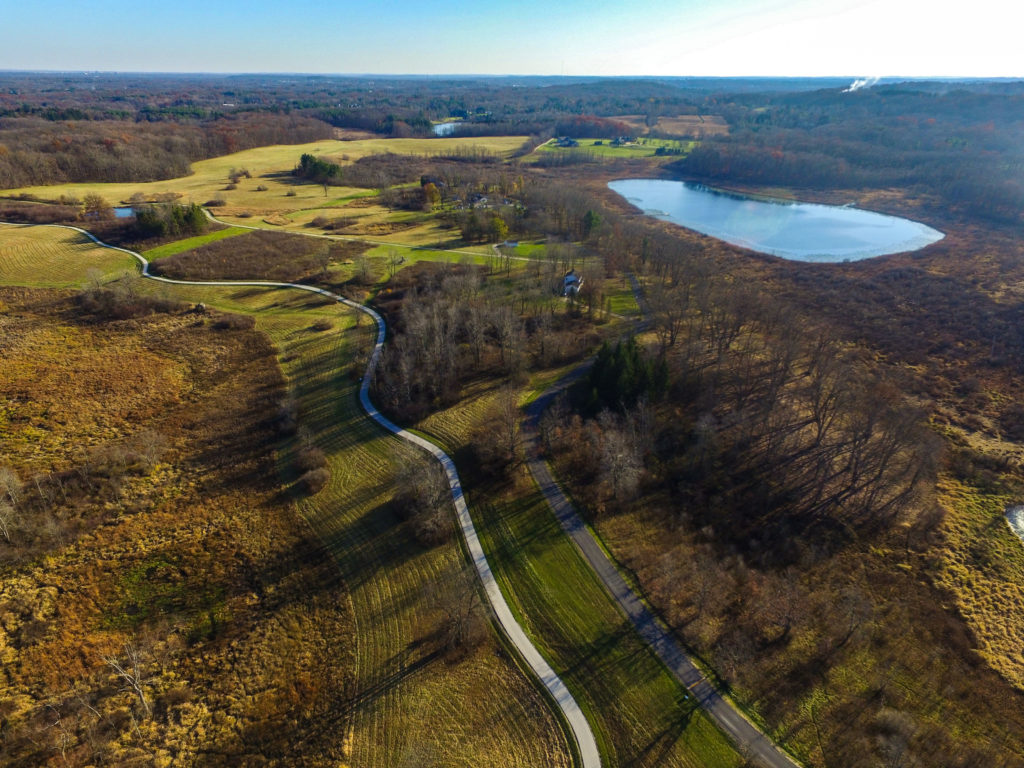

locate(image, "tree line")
[[672, 84, 1024, 223], [0, 113, 331, 188]]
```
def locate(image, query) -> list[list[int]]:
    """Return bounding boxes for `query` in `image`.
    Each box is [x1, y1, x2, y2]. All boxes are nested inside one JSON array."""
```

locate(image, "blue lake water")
[[1008, 505, 1024, 546], [113, 206, 134, 218], [432, 121, 463, 136], [608, 179, 944, 262]]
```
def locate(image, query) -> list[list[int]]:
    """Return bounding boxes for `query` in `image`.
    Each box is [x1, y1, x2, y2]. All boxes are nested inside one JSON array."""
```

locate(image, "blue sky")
[[0, 0, 1019, 77]]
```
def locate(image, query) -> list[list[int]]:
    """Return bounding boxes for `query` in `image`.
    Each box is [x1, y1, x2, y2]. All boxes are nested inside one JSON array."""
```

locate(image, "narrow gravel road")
[[522, 293, 802, 768], [7, 222, 601, 768]]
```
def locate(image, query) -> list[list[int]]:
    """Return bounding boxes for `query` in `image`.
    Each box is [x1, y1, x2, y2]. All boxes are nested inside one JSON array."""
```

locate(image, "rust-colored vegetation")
[[150, 229, 367, 283], [0, 287, 354, 767]]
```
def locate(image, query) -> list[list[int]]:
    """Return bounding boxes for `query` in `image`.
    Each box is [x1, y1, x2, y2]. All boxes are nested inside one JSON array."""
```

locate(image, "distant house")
[[555, 136, 580, 148], [563, 269, 582, 297], [420, 174, 447, 189], [610, 136, 637, 147]]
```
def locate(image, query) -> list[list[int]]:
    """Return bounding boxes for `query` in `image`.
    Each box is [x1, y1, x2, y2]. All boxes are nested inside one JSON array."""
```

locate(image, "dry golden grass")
[[934, 479, 1024, 688], [0, 307, 185, 473], [609, 114, 729, 137], [0, 287, 355, 767]]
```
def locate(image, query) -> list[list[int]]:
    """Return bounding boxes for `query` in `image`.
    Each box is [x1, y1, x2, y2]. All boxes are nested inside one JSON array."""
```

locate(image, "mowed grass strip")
[[473, 489, 739, 768], [142, 226, 249, 259], [536, 138, 695, 159], [0, 223, 136, 287], [414, 385, 740, 768], [607, 286, 641, 317]]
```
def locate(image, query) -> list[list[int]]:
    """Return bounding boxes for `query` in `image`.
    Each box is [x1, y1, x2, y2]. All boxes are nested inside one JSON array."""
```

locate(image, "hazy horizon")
[[0, 71, 1017, 81], [1, 0, 1020, 79]]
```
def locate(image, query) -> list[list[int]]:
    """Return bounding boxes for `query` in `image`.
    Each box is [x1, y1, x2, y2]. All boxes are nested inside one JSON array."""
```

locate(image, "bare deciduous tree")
[[354, 253, 373, 285], [135, 429, 168, 470], [386, 248, 404, 278], [394, 459, 453, 546], [429, 564, 486, 656], [597, 410, 644, 503], [0, 465, 22, 507], [314, 243, 331, 276], [103, 642, 150, 718], [0, 499, 17, 543]]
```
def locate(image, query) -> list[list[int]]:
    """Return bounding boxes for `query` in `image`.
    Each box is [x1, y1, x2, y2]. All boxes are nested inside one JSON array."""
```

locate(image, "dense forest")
[[0, 113, 330, 188], [674, 84, 1024, 223]]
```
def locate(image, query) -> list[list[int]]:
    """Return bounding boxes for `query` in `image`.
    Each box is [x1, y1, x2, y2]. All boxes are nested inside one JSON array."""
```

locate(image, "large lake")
[[608, 179, 944, 262]]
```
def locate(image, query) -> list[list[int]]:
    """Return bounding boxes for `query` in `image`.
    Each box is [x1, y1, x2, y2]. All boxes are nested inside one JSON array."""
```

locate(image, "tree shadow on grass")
[[559, 622, 638, 679], [475, 498, 568, 575], [342, 645, 443, 718], [623, 689, 696, 768]]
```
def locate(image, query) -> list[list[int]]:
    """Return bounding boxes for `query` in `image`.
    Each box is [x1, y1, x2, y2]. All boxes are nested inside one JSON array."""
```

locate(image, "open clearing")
[[609, 114, 730, 137], [2, 135, 525, 247], [141, 226, 250, 259]]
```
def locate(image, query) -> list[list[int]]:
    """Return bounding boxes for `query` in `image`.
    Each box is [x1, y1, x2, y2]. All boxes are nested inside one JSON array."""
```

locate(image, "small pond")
[[113, 207, 135, 218], [1007, 505, 1024, 545], [432, 121, 463, 136], [608, 179, 944, 262]]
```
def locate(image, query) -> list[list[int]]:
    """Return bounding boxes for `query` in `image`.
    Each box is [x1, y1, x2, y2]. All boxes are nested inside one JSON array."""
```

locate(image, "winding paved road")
[[6, 222, 600, 768]]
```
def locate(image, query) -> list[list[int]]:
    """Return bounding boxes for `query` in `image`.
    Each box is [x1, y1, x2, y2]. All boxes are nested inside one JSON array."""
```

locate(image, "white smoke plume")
[[844, 76, 880, 93]]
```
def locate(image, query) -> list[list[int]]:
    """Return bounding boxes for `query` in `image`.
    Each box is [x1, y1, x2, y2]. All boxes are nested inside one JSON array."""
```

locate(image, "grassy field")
[[276, 202, 456, 246], [0, 218, 725, 767], [609, 114, 730, 137], [364, 242, 496, 270], [413, 381, 741, 768], [0, 223, 137, 287], [0, 223, 572, 768], [141, 226, 249, 259], [535, 138, 694, 160], [0, 284, 357, 766], [606, 284, 642, 317], [2, 135, 526, 216]]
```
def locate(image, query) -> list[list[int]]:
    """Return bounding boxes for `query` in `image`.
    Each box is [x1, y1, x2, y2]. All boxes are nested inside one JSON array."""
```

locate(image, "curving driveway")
[[9, 222, 601, 768]]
